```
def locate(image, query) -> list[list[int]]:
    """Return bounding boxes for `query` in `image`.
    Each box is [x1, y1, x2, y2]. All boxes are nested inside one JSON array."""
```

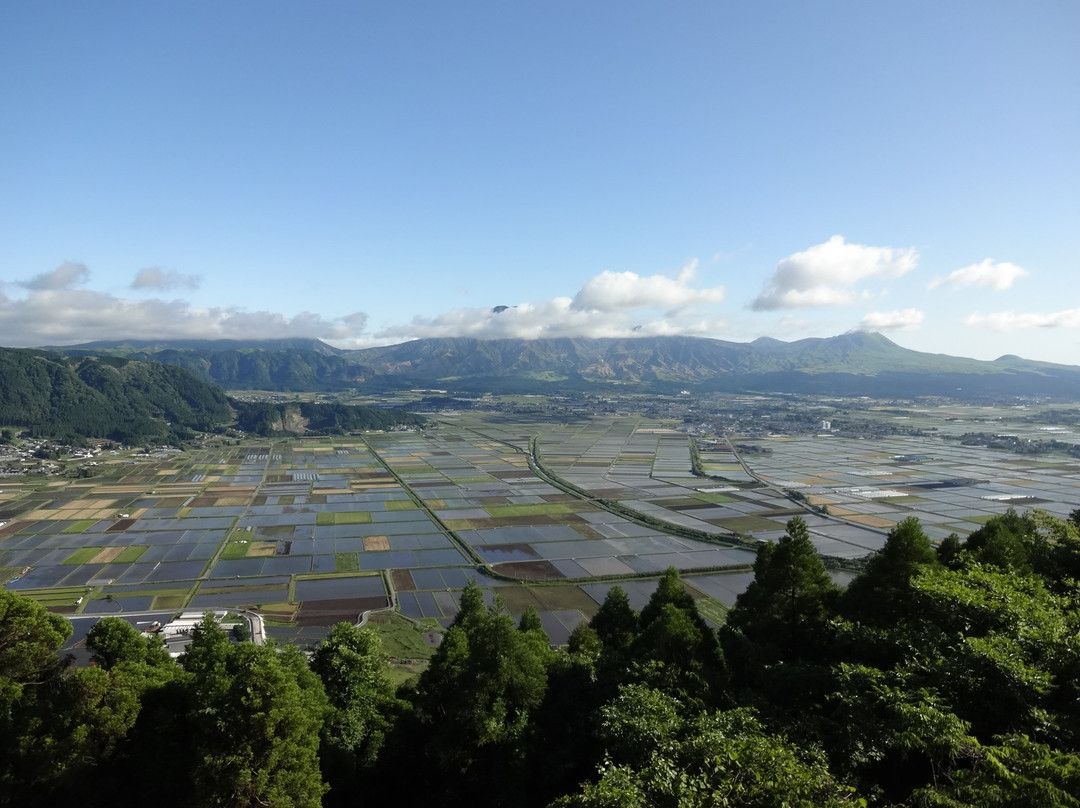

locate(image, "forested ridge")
[[58, 339, 370, 392], [3, 509, 1080, 807], [0, 348, 422, 443], [0, 349, 232, 443]]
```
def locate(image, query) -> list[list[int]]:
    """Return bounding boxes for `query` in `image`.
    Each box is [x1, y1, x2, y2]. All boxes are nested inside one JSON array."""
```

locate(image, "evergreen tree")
[[840, 516, 939, 627], [310, 622, 402, 803], [398, 581, 551, 805], [589, 585, 638, 654], [727, 516, 839, 662], [631, 568, 725, 707], [182, 616, 328, 808]]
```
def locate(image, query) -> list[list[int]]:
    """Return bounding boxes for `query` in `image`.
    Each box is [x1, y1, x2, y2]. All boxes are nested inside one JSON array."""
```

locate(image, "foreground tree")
[[2, 593, 179, 807], [86, 616, 171, 670], [385, 581, 552, 805], [0, 588, 71, 712], [912, 734, 1080, 807], [310, 622, 402, 802], [589, 585, 638, 654], [840, 516, 938, 627], [726, 516, 839, 664], [631, 570, 725, 707], [552, 685, 854, 808], [0, 590, 74, 803], [182, 616, 328, 808]]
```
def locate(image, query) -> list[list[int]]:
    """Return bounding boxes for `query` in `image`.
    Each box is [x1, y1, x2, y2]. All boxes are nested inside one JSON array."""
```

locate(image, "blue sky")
[[2, 2, 1077, 364]]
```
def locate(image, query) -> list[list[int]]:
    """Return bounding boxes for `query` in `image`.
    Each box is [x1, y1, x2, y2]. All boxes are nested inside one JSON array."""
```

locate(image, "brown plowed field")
[[391, 569, 416, 591], [296, 596, 388, 626], [491, 560, 564, 580]]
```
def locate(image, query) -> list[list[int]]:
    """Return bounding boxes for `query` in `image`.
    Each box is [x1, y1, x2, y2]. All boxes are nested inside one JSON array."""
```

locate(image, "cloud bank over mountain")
[[3, 239, 1073, 364], [0, 263, 367, 345], [375, 261, 727, 342]]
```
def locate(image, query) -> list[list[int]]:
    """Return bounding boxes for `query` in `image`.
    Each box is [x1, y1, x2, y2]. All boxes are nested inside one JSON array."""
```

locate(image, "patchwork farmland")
[[4, 407, 1079, 650]]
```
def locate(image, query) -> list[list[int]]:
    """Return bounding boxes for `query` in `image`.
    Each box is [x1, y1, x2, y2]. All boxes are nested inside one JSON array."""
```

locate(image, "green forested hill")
[[56, 338, 372, 392], [0, 349, 233, 442]]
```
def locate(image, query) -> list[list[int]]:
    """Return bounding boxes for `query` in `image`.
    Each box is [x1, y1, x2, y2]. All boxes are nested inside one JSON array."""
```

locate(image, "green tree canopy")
[[310, 621, 402, 785], [727, 516, 839, 662], [86, 616, 171, 670], [840, 516, 939, 627], [589, 585, 638, 654], [553, 685, 854, 808], [183, 616, 328, 808]]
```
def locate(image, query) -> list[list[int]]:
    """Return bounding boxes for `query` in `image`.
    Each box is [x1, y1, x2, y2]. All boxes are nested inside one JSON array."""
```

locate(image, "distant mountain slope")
[[343, 333, 1080, 397], [346, 332, 994, 379], [56, 338, 369, 391], [56, 337, 344, 356], [51, 333, 1080, 399], [0, 349, 233, 442]]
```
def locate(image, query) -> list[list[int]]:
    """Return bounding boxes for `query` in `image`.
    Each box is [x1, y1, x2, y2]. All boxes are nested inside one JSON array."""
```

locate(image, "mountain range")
[[50, 332, 1080, 399]]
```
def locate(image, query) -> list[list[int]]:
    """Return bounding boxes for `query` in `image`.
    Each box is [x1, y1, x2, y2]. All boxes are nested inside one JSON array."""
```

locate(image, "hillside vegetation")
[[0, 349, 232, 443], [232, 400, 425, 436], [0, 348, 424, 444], [58, 338, 369, 392]]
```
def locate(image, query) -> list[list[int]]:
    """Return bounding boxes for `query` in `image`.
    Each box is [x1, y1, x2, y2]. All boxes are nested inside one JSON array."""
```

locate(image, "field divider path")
[[528, 434, 756, 550], [184, 443, 276, 609], [438, 420, 754, 552], [356, 434, 492, 572], [723, 435, 882, 568], [357, 569, 398, 627]]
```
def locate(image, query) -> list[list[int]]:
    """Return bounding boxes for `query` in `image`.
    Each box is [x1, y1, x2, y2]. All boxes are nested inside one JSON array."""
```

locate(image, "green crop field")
[[335, 552, 360, 572], [62, 547, 100, 565], [61, 519, 99, 534], [484, 502, 587, 518], [316, 511, 373, 526]]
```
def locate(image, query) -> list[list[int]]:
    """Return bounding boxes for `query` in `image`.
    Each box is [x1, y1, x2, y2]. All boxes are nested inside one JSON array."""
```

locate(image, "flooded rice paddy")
[[3, 408, 1078, 646]]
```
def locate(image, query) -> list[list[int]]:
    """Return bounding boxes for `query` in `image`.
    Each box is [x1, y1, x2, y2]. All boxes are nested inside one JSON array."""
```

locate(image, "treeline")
[[231, 400, 425, 436], [0, 349, 232, 443], [946, 430, 1080, 458], [3, 509, 1080, 807]]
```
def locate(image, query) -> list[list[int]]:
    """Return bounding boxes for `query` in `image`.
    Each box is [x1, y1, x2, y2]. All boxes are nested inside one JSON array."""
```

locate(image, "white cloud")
[[928, 259, 1028, 291], [5, 259, 734, 348], [131, 267, 201, 291], [859, 308, 924, 331], [571, 259, 725, 313], [21, 261, 90, 291], [965, 309, 1080, 331], [750, 235, 918, 310], [371, 262, 729, 342], [373, 298, 727, 342], [0, 264, 367, 346]]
